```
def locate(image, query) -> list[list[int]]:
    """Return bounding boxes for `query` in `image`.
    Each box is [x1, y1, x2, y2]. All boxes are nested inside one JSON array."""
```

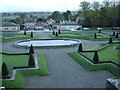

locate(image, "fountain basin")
[[15, 39, 81, 48]]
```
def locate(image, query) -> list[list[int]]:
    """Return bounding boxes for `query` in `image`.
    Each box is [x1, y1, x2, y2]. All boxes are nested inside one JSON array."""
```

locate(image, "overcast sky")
[[0, 0, 109, 12]]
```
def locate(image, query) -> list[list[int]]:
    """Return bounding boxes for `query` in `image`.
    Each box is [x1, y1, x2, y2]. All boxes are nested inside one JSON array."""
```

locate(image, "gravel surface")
[[1, 31, 116, 88]]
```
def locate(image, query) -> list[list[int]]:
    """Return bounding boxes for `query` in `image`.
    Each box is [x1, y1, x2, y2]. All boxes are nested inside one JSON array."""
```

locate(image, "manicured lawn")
[[2, 53, 50, 88], [2, 54, 29, 71], [50, 30, 119, 41], [81, 44, 119, 65], [1, 34, 36, 42], [68, 52, 120, 77]]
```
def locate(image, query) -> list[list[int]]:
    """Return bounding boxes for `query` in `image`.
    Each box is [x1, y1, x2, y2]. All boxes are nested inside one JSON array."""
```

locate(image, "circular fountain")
[[15, 39, 81, 48]]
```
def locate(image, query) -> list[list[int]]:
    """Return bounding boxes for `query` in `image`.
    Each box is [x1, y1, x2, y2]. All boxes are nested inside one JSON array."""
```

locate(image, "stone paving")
[[1, 31, 116, 88]]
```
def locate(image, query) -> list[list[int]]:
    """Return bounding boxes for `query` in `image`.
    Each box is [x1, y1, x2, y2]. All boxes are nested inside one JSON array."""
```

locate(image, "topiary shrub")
[[55, 32, 58, 37], [115, 33, 119, 38], [24, 30, 26, 35], [93, 51, 99, 64], [58, 30, 61, 34], [31, 32, 33, 37], [108, 37, 113, 44], [78, 43, 83, 52], [99, 30, 101, 33], [29, 44, 34, 54], [94, 33, 97, 38], [2, 63, 10, 79], [53, 31, 55, 35], [28, 54, 35, 67], [112, 31, 115, 36]]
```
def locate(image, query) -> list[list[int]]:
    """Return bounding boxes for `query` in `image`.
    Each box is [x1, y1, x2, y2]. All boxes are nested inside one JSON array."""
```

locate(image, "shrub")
[[94, 33, 97, 38], [112, 31, 115, 36], [108, 37, 113, 44], [78, 43, 83, 52], [115, 33, 119, 38], [93, 51, 99, 64], [24, 31, 26, 35], [58, 30, 61, 34], [31, 32, 33, 37], [55, 32, 58, 37], [2, 63, 9, 79], [29, 44, 34, 54], [99, 30, 101, 33], [53, 31, 55, 35], [28, 54, 35, 67]]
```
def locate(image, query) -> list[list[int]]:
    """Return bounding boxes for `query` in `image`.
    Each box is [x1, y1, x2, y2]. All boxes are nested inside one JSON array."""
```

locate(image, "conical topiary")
[[28, 54, 35, 67], [55, 32, 58, 37], [99, 30, 101, 33], [115, 33, 119, 38], [29, 44, 34, 54], [112, 31, 115, 36], [24, 30, 26, 35], [31, 32, 33, 37], [94, 33, 97, 38], [93, 51, 99, 64], [78, 43, 83, 52], [58, 30, 61, 34], [108, 37, 113, 44], [53, 31, 55, 35], [2, 63, 9, 79]]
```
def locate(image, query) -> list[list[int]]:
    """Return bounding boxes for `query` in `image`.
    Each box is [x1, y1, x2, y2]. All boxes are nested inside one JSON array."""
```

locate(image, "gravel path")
[[1, 31, 116, 88]]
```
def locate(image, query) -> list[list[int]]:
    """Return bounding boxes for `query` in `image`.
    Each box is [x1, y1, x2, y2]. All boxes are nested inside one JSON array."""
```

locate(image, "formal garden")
[[0, 31, 50, 88], [0, 29, 120, 88], [50, 30, 119, 41], [50, 30, 120, 77]]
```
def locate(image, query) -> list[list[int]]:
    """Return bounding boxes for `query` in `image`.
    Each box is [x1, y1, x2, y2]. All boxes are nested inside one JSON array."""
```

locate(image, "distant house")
[[24, 21, 36, 30], [0, 22, 20, 31], [53, 21, 82, 30]]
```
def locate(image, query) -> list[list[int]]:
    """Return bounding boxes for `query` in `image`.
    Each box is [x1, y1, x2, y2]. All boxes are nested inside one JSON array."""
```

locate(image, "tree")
[[108, 37, 113, 43], [29, 44, 34, 54], [28, 54, 35, 67], [2, 63, 9, 79], [92, 2, 100, 10], [55, 32, 58, 37], [31, 32, 33, 37], [19, 13, 27, 29], [78, 43, 83, 52], [80, 1, 91, 11], [94, 33, 97, 38], [24, 30, 26, 35], [51, 11, 64, 23], [99, 30, 101, 33], [112, 31, 115, 36], [93, 51, 99, 64], [115, 33, 119, 38], [53, 30, 55, 35], [63, 10, 73, 21], [58, 30, 61, 34]]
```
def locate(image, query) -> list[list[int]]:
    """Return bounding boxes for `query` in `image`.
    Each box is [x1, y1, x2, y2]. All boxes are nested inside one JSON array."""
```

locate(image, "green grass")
[[68, 52, 120, 77], [2, 54, 29, 71], [81, 44, 119, 64], [50, 30, 119, 41], [1, 34, 37, 42], [2, 54, 50, 88]]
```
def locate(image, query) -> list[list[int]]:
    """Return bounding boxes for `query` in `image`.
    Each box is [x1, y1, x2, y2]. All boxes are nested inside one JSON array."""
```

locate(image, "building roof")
[[59, 21, 79, 25], [2, 22, 19, 26]]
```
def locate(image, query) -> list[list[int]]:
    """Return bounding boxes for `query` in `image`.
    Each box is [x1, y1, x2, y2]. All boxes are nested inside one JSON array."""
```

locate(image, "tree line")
[[49, 1, 120, 27], [78, 1, 120, 27]]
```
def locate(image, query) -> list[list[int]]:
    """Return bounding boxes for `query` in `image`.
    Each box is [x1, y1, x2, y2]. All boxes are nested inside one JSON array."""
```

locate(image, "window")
[[4, 28, 8, 30], [12, 28, 16, 30]]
